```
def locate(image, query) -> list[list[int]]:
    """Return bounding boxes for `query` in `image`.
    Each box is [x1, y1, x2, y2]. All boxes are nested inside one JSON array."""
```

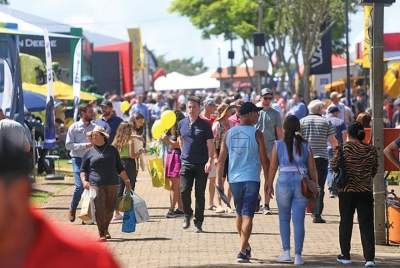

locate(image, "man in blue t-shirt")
[[178, 96, 215, 232], [217, 102, 269, 263]]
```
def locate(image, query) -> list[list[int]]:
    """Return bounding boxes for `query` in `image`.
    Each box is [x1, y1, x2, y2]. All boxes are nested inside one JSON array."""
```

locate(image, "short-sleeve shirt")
[[178, 117, 213, 165], [81, 144, 124, 186], [256, 107, 282, 154], [327, 116, 346, 145], [300, 114, 336, 159]]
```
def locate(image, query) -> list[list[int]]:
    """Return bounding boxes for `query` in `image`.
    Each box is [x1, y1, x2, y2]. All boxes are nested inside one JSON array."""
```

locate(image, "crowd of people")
[[1, 84, 397, 267]]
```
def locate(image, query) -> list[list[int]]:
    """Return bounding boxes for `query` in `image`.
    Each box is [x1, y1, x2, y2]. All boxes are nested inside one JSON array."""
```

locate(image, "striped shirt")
[[300, 114, 335, 159], [331, 142, 378, 192]]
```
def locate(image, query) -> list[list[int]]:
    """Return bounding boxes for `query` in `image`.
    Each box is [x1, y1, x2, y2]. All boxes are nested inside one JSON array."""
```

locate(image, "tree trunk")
[[302, 62, 311, 104]]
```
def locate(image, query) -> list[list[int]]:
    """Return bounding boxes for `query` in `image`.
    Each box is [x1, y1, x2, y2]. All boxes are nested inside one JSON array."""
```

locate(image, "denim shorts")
[[230, 181, 260, 216]]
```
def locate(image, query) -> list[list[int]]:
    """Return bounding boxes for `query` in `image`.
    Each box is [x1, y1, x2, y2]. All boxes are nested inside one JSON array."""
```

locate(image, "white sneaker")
[[215, 206, 225, 213], [365, 261, 376, 267], [277, 250, 292, 263], [263, 205, 272, 215], [112, 214, 123, 221], [294, 254, 304, 265]]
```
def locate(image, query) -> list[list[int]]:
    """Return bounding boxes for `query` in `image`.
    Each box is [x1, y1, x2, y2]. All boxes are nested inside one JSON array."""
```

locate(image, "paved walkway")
[[39, 170, 400, 268]]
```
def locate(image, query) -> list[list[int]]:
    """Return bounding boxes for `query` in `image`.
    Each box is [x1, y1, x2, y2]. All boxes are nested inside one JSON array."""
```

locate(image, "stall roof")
[[155, 71, 219, 91]]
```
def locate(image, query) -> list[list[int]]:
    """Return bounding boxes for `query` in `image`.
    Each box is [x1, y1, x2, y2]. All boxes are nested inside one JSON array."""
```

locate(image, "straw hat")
[[87, 125, 109, 139], [216, 104, 234, 121]]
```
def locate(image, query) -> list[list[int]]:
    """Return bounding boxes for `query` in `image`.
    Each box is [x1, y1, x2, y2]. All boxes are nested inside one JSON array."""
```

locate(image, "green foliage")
[[156, 54, 208, 76], [0, 0, 9, 4]]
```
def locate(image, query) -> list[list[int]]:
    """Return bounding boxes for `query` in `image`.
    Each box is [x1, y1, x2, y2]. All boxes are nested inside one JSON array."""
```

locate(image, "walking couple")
[[217, 102, 317, 265]]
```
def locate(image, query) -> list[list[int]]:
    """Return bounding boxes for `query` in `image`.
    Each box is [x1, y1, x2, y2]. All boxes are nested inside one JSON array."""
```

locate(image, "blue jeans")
[[276, 172, 308, 255], [70, 157, 83, 210]]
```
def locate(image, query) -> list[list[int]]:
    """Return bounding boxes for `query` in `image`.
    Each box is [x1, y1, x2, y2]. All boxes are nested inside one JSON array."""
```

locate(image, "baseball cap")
[[328, 106, 340, 114], [239, 102, 263, 116], [100, 100, 113, 108], [261, 88, 273, 96]]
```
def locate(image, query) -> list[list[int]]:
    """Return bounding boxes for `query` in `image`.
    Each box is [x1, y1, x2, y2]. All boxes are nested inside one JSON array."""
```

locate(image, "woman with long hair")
[[162, 110, 185, 218], [332, 122, 378, 267], [209, 103, 233, 213], [265, 115, 318, 265], [80, 126, 131, 241], [112, 122, 145, 220]]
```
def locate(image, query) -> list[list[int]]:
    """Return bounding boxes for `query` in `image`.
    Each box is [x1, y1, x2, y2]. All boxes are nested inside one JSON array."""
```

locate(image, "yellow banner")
[[128, 28, 145, 70], [363, 6, 373, 69]]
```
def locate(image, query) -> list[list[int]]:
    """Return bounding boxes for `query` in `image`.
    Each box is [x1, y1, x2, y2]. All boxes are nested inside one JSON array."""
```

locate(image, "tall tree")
[[0, 0, 9, 4], [156, 55, 208, 76], [170, 0, 354, 101]]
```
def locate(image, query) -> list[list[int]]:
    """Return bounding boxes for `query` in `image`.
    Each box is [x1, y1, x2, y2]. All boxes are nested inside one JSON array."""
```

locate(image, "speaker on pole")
[[253, 32, 265, 47]]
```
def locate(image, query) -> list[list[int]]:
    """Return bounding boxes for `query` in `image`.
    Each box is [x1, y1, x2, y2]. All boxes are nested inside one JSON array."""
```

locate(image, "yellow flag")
[[363, 6, 373, 69], [128, 28, 145, 70]]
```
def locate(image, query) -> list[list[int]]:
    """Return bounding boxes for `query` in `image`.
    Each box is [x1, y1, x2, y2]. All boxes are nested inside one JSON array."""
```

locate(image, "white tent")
[[154, 71, 219, 91], [0, 11, 76, 38]]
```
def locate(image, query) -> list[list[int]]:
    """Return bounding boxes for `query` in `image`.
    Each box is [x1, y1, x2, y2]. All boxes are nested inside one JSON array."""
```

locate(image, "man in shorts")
[[217, 102, 270, 262]]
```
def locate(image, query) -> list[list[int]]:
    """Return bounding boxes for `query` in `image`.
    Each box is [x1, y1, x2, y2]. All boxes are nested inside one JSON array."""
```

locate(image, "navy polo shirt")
[[103, 115, 123, 143], [178, 117, 214, 165]]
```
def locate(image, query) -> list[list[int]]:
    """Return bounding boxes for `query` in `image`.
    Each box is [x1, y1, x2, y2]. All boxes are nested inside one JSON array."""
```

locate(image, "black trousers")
[[339, 192, 375, 261], [180, 163, 208, 225], [313, 158, 328, 217]]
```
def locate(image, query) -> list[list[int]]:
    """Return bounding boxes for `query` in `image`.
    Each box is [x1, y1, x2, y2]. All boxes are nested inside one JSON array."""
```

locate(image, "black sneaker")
[[237, 251, 250, 263], [313, 216, 326, 223], [194, 222, 203, 233], [246, 246, 252, 258], [174, 209, 184, 216], [166, 209, 176, 219], [182, 216, 191, 229], [337, 254, 352, 264]]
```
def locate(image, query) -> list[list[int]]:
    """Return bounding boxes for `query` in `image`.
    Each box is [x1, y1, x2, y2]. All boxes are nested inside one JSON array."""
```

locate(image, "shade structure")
[[23, 81, 97, 101], [23, 90, 61, 112], [154, 71, 219, 91]]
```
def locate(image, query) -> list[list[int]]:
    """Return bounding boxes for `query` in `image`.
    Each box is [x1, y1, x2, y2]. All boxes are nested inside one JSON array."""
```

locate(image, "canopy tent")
[[23, 81, 97, 101], [0, 11, 77, 39], [154, 71, 220, 91]]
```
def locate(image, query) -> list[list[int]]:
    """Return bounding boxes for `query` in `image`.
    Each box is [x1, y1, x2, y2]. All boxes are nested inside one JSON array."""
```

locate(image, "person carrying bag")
[[265, 115, 318, 266]]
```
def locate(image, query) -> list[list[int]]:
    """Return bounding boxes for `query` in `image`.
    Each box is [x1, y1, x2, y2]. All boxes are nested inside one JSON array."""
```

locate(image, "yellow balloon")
[[160, 110, 177, 130], [151, 120, 165, 140], [120, 101, 130, 113]]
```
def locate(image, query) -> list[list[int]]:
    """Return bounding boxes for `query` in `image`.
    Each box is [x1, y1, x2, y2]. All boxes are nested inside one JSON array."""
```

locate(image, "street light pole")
[[370, 1, 386, 245], [345, 0, 352, 106]]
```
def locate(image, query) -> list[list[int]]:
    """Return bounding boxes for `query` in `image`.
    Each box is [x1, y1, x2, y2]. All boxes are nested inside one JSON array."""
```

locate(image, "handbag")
[[79, 188, 97, 223], [332, 145, 347, 191], [295, 161, 319, 199], [116, 190, 133, 212]]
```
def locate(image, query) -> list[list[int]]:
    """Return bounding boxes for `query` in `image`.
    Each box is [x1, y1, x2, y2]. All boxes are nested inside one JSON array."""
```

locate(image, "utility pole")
[[371, 1, 386, 245]]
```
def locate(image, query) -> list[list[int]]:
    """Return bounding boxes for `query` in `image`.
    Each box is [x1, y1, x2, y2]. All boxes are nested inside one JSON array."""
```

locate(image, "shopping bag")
[[132, 192, 149, 223], [79, 188, 97, 223], [148, 158, 164, 188], [122, 207, 136, 233], [116, 190, 133, 212]]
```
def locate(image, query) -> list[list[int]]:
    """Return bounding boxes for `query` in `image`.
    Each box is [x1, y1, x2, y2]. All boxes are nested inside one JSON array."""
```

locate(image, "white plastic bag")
[[79, 188, 97, 224], [131, 192, 149, 223]]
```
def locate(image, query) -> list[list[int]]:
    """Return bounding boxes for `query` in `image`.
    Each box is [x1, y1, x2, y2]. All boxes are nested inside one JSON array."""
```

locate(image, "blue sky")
[[8, 0, 400, 69]]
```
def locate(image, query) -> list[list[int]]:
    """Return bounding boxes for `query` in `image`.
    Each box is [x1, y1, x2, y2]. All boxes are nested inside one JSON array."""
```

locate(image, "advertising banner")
[[43, 30, 56, 149], [73, 39, 82, 121]]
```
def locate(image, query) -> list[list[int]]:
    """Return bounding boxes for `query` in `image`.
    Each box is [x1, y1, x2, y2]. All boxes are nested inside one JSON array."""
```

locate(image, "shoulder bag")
[[295, 159, 319, 199], [332, 144, 347, 191]]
